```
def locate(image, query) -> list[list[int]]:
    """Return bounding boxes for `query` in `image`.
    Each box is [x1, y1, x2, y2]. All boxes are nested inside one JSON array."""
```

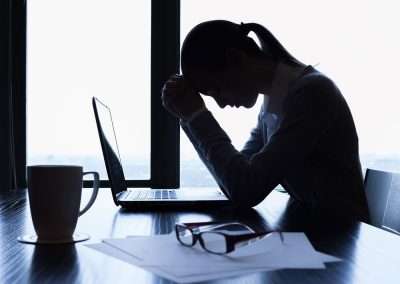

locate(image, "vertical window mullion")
[[0, 0, 13, 192], [11, 0, 27, 189], [151, 0, 180, 188]]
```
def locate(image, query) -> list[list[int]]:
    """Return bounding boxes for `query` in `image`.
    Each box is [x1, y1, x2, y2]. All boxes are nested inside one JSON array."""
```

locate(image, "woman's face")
[[190, 68, 259, 109]]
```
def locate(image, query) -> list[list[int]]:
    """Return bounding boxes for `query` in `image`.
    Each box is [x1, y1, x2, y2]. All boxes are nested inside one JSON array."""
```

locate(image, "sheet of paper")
[[228, 232, 341, 269], [86, 232, 341, 283], [125, 232, 340, 263], [103, 233, 340, 271], [86, 243, 276, 283], [85, 243, 143, 266]]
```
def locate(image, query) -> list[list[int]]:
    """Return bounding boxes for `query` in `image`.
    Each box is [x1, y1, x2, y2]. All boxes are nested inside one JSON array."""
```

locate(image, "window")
[[14, 1, 400, 188], [180, 0, 400, 187], [27, 0, 180, 188], [27, 0, 151, 180]]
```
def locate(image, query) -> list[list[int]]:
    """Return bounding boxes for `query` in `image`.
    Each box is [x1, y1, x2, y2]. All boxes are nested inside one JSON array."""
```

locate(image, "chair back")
[[364, 168, 400, 235]]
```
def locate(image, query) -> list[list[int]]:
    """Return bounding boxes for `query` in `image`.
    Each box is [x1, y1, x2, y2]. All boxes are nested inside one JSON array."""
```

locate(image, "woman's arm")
[[240, 109, 265, 159], [181, 120, 229, 197], [181, 82, 338, 209], [181, 106, 265, 198]]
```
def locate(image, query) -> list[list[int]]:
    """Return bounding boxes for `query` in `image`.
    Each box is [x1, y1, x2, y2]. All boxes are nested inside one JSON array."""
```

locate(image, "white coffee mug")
[[27, 165, 99, 242]]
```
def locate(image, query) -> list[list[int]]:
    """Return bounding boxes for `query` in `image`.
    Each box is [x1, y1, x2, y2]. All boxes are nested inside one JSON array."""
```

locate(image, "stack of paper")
[[86, 232, 340, 283]]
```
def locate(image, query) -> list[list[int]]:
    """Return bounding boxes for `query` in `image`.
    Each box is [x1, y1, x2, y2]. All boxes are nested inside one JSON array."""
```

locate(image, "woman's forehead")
[[186, 70, 221, 94]]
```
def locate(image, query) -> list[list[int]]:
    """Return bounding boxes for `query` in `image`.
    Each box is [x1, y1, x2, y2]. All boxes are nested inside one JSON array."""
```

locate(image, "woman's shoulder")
[[290, 67, 345, 104], [284, 66, 348, 116], [292, 67, 339, 95]]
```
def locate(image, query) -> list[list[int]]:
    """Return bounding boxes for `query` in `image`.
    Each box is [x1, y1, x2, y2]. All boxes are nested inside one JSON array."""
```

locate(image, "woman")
[[162, 20, 369, 221]]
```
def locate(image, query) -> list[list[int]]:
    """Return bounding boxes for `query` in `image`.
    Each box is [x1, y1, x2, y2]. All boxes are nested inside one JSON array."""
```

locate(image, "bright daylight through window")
[[27, 0, 150, 180]]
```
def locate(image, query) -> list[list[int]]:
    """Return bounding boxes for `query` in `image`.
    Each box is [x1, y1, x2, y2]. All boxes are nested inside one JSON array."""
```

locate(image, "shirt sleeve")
[[240, 109, 265, 159], [181, 80, 338, 209], [180, 117, 231, 198]]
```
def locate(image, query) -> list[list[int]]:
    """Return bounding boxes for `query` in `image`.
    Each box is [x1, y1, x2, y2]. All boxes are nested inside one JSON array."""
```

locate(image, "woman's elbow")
[[228, 187, 265, 209]]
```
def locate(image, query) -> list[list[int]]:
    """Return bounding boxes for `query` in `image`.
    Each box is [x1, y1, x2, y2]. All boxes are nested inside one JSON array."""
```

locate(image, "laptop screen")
[[93, 97, 127, 201], [93, 98, 122, 162]]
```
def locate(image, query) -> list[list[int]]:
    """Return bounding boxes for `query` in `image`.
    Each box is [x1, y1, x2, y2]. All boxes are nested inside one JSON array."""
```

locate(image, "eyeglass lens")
[[200, 232, 227, 254], [176, 225, 194, 246]]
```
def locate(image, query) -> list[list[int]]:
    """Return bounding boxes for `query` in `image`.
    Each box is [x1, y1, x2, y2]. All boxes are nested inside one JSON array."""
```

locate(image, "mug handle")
[[79, 171, 100, 216]]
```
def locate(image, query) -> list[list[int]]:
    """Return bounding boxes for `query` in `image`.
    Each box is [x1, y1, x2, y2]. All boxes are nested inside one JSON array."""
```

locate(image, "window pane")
[[181, 0, 400, 186], [28, 0, 151, 180]]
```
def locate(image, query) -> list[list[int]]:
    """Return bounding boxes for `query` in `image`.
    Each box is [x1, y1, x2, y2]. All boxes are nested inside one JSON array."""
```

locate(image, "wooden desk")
[[1, 189, 399, 284]]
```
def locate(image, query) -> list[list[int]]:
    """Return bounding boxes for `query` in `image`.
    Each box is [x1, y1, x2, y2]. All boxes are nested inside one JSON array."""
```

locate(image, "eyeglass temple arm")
[[230, 232, 269, 242], [180, 221, 221, 228], [179, 221, 238, 228], [227, 232, 273, 251]]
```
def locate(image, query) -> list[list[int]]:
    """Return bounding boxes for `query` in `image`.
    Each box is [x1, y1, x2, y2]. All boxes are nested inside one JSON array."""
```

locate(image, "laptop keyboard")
[[125, 189, 177, 201]]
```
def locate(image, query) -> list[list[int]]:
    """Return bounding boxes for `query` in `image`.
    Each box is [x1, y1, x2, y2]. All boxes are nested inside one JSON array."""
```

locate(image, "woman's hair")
[[181, 20, 302, 74]]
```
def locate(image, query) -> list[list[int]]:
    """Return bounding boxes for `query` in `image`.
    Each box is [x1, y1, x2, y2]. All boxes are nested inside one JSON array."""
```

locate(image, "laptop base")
[[117, 187, 231, 210]]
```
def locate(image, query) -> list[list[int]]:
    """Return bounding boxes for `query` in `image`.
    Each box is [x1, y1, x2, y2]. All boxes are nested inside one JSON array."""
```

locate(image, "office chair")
[[364, 168, 400, 235]]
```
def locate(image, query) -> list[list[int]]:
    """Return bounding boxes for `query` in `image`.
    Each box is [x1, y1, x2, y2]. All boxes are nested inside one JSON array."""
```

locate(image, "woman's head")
[[181, 20, 302, 108]]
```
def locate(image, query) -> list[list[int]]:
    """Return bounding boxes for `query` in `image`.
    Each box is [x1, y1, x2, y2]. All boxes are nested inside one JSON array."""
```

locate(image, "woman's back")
[[267, 67, 368, 221]]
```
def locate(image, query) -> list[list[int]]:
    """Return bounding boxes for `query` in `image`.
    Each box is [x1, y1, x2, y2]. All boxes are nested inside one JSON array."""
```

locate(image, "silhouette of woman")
[[162, 20, 369, 222]]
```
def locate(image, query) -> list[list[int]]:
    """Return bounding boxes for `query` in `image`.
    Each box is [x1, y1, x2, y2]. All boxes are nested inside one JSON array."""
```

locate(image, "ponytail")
[[240, 22, 302, 66]]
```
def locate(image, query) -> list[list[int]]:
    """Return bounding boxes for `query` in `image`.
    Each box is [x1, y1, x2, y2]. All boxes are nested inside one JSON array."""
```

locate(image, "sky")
[[28, 0, 400, 167]]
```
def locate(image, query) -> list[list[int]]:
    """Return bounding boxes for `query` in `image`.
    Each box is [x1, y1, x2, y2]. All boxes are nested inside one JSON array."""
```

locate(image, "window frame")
[[0, 0, 14, 191], [8, 0, 181, 190]]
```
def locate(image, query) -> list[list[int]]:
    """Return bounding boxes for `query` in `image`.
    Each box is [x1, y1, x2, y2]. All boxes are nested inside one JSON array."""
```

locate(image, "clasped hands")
[[161, 74, 206, 121]]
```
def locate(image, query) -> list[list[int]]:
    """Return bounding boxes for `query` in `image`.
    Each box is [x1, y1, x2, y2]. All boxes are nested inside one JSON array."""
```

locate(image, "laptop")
[[92, 97, 231, 209]]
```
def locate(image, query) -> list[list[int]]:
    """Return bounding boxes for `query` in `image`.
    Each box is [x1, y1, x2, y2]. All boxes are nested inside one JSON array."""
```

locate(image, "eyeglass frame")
[[175, 221, 274, 254]]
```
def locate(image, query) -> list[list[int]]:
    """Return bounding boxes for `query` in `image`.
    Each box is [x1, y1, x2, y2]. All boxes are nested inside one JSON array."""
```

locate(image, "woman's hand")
[[161, 74, 206, 120]]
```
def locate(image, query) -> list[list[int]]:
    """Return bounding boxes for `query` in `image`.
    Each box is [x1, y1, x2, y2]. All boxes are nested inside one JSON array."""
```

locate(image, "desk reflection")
[[27, 245, 80, 283]]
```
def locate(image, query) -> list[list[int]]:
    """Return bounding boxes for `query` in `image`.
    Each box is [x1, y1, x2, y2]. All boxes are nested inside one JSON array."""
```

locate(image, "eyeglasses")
[[175, 221, 275, 255]]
